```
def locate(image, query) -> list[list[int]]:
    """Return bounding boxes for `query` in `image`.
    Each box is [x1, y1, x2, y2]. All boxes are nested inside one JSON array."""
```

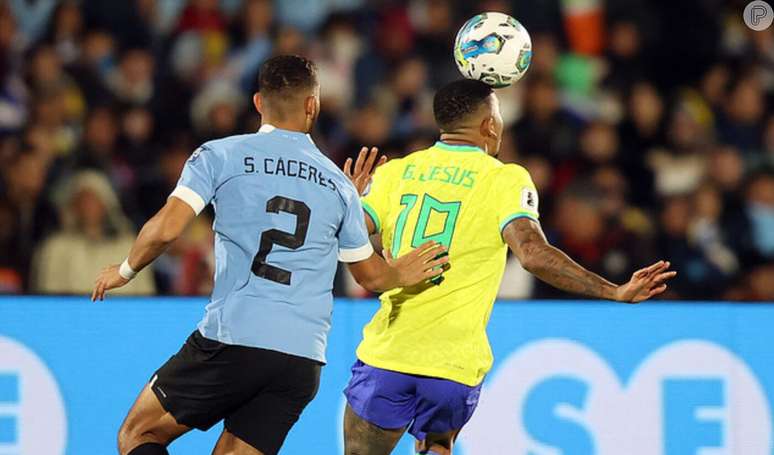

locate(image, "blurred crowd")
[[0, 0, 772, 300]]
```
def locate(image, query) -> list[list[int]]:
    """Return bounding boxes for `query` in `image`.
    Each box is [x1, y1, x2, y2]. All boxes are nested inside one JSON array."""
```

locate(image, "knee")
[[117, 420, 139, 455], [344, 439, 370, 455], [117, 420, 164, 455]]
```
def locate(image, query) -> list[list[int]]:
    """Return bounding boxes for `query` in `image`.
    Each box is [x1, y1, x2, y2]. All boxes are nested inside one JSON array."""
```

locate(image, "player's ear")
[[304, 95, 318, 118], [481, 116, 497, 139], [253, 93, 263, 115]]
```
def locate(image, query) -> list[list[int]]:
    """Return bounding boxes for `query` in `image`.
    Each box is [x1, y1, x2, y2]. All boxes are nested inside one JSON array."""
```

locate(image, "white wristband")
[[119, 258, 137, 280]]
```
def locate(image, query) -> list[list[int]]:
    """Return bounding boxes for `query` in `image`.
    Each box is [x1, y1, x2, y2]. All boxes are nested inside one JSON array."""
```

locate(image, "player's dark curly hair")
[[433, 79, 494, 131], [258, 55, 318, 95]]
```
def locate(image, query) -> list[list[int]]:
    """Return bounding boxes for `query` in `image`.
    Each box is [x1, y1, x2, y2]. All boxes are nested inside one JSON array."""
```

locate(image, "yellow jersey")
[[357, 141, 540, 386]]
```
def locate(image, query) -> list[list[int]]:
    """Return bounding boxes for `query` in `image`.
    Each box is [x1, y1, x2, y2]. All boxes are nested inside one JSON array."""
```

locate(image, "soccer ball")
[[454, 12, 532, 88]]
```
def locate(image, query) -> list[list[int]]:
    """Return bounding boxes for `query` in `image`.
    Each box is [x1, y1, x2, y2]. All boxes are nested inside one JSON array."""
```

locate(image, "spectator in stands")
[[0, 5, 28, 134], [656, 193, 730, 299], [32, 170, 154, 295], [66, 28, 115, 108], [717, 75, 765, 153], [73, 106, 120, 175], [107, 48, 155, 106], [745, 171, 774, 261], [1, 152, 58, 291], [513, 77, 578, 164], [43, 1, 84, 65]]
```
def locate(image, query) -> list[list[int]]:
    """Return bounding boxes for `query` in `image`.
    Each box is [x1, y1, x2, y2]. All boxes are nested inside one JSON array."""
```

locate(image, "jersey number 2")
[[251, 196, 310, 285]]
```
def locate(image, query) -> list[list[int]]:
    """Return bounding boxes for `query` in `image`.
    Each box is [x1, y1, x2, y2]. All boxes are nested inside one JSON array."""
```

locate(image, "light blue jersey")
[[169, 124, 373, 363]]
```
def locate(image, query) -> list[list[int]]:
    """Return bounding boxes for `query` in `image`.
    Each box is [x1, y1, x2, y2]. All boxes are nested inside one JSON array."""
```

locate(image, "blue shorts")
[[343, 360, 482, 441]]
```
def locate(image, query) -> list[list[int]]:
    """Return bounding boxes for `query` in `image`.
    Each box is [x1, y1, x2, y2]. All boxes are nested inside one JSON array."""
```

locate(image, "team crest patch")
[[521, 187, 538, 212]]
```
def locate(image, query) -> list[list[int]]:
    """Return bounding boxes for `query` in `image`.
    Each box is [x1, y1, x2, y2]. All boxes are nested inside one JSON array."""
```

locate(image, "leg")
[[409, 377, 482, 455], [344, 404, 406, 455], [222, 355, 321, 455], [117, 384, 191, 455], [212, 429, 265, 455], [414, 430, 459, 455]]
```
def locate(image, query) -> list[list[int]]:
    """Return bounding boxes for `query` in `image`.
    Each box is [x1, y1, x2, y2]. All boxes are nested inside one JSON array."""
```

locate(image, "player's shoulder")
[[192, 133, 257, 164], [485, 160, 533, 184], [201, 133, 258, 153]]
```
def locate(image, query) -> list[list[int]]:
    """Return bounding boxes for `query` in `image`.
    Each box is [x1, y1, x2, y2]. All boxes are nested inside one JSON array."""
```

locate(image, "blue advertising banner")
[[0, 297, 772, 454]]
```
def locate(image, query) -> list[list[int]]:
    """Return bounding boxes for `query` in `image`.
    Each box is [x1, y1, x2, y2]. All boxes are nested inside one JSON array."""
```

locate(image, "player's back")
[[358, 141, 539, 386], [174, 125, 370, 363]]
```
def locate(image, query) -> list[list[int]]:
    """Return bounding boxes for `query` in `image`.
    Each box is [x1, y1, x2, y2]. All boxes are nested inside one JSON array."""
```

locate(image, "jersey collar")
[[258, 123, 315, 146], [435, 141, 484, 153]]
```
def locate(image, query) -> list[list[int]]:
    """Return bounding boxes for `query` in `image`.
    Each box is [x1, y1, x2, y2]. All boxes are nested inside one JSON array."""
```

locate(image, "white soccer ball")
[[454, 12, 532, 88]]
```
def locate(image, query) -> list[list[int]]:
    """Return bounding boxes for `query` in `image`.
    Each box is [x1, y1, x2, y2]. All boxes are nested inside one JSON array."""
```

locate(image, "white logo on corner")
[[459, 339, 771, 455], [0, 336, 67, 455]]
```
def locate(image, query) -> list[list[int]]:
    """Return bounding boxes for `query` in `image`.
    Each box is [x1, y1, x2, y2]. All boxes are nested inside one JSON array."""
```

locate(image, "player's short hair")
[[433, 79, 494, 131], [258, 55, 318, 97]]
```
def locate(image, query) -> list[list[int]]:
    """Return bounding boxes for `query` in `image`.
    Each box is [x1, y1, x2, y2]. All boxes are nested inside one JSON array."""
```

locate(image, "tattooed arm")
[[503, 218, 676, 303]]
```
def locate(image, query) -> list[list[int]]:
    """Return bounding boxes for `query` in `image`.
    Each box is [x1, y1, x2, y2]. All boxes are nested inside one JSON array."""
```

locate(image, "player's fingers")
[[90, 285, 98, 302], [93, 277, 106, 301], [343, 158, 352, 177], [354, 147, 367, 175], [425, 255, 450, 270], [650, 261, 671, 276], [418, 244, 447, 262], [411, 241, 440, 258], [633, 267, 649, 279], [404, 243, 442, 266], [639, 260, 666, 278], [363, 147, 378, 174], [648, 283, 668, 297], [374, 155, 387, 172], [421, 242, 446, 255], [383, 248, 394, 263], [422, 261, 447, 277], [651, 270, 677, 284], [423, 267, 445, 279], [94, 281, 104, 301]]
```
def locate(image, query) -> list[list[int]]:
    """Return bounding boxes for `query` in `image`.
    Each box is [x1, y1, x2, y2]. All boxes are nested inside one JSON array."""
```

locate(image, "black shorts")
[[150, 330, 321, 455]]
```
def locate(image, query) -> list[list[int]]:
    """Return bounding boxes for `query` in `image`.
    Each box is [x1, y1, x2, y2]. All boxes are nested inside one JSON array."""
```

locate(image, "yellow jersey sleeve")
[[361, 160, 398, 233], [492, 164, 540, 233]]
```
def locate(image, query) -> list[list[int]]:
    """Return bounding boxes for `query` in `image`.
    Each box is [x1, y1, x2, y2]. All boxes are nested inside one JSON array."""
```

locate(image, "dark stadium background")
[[0, 0, 772, 301]]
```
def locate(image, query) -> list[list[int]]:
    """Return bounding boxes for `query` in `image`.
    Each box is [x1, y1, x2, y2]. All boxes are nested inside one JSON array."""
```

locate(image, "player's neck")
[[260, 118, 309, 135], [438, 133, 485, 151]]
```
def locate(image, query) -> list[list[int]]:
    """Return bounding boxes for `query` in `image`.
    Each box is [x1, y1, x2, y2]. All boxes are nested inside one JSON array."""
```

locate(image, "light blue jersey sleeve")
[[337, 189, 373, 263], [170, 145, 224, 214]]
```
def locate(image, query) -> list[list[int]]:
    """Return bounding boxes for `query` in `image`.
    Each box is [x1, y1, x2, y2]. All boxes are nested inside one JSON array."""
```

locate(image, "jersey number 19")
[[391, 193, 461, 256]]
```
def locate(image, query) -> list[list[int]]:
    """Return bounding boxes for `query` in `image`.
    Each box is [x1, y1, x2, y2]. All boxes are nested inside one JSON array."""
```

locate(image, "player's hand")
[[385, 241, 450, 287], [91, 264, 130, 301], [614, 260, 677, 303], [343, 146, 387, 196]]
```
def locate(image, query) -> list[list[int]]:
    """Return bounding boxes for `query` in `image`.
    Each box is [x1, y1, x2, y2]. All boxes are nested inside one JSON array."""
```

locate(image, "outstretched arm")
[[503, 218, 676, 303], [348, 242, 449, 293], [91, 197, 196, 301]]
